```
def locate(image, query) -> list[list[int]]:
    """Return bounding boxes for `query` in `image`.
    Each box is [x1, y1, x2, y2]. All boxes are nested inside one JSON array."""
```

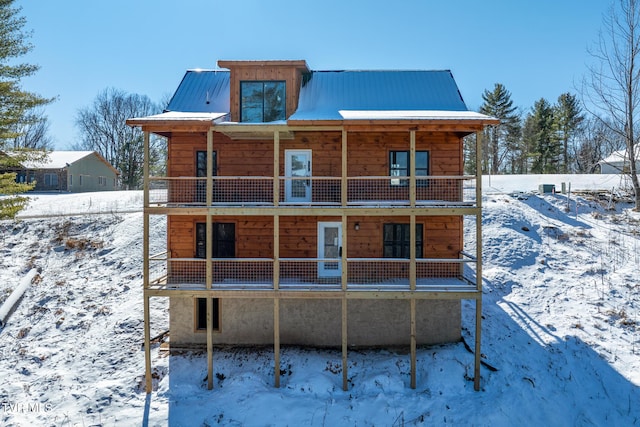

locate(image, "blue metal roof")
[[165, 70, 230, 113], [290, 70, 469, 121], [164, 68, 473, 121]]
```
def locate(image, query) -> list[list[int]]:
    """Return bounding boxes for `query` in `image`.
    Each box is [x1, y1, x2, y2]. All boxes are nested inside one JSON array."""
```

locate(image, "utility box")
[[539, 184, 555, 194]]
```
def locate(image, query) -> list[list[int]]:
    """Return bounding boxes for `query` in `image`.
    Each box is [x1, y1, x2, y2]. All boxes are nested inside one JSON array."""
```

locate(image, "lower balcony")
[[147, 176, 477, 208], [147, 252, 478, 294]]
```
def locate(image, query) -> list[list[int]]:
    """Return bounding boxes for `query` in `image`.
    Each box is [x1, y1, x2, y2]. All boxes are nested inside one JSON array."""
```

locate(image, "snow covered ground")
[[0, 175, 639, 426]]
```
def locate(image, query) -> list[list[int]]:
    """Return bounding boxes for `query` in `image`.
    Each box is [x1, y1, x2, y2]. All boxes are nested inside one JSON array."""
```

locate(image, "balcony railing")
[[147, 176, 476, 207], [148, 252, 478, 292]]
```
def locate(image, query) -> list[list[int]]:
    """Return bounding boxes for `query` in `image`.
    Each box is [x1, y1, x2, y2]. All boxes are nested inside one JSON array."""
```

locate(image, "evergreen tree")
[[0, 0, 54, 218], [527, 98, 560, 174], [554, 93, 584, 173], [479, 83, 520, 174]]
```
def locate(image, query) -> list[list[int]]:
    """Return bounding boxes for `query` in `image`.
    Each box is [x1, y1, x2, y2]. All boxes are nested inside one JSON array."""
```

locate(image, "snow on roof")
[[17, 151, 95, 169], [289, 70, 470, 121], [600, 148, 630, 164], [128, 111, 228, 123], [338, 110, 496, 121]]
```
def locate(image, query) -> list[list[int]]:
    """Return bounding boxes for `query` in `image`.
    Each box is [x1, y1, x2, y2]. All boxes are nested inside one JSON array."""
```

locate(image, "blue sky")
[[18, 0, 610, 149]]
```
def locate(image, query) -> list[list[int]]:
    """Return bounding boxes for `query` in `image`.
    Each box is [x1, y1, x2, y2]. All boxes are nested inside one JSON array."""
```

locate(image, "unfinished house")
[[127, 60, 498, 392]]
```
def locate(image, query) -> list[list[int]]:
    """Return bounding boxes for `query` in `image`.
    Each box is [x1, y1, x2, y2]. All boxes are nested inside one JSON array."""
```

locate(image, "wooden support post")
[[409, 131, 417, 388], [206, 128, 214, 390], [274, 214, 280, 387], [474, 130, 483, 391], [409, 214, 417, 388], [409, 130, 416, 208], [341, 214, 348, 390], [274, 131, 280, 207], [342, 297, 348, 391], [143, 293, 152, 393], [274, 298, 281, 388], [410, 298, 417, 389], [142, 131, 152, 394], [341, 129, 347, 207]]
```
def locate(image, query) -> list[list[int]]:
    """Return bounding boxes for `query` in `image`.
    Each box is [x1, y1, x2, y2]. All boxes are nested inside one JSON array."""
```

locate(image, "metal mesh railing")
[[280, 259, 342, 288], [148, 256, 477, 291], [347, 176, 474, 205], [147, 176, 476, 207], [211, 259, 273, 287]]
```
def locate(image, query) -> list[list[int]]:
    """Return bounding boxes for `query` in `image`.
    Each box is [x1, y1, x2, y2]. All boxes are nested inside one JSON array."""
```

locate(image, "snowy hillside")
[[1, 177, 639, 426]]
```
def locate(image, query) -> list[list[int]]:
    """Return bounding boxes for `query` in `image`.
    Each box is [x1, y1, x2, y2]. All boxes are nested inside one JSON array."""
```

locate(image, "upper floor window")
[[196, 151, 217, 177], [240, 81, 286, 123], [389, 151, 429, 186]]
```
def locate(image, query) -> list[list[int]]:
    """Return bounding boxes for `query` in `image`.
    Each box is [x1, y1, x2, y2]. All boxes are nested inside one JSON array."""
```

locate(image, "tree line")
[[2, 0, 640, 214], [465, 85, 622, 176]]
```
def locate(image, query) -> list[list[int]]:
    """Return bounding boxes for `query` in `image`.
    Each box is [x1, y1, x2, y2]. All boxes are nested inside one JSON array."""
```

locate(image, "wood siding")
[[166, 130, 462, 178], [219, 61, 307, 122], [165, 128, 464, 283]]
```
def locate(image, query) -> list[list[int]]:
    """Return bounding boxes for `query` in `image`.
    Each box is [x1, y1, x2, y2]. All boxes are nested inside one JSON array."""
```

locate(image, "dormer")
[[217, 60, 310, 123]]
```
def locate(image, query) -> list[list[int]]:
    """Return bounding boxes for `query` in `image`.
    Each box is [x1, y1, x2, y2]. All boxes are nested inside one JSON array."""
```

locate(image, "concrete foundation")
[[169, 297, 461, 347]]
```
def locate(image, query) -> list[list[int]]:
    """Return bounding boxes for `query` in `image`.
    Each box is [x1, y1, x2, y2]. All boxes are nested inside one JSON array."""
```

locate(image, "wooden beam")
[[206, 128, 214, 390], [474, 130, 484, 391], [410, 210, 417, 389], [145, 206, 480, 217], [274, 298, 281, 388], [342, 297, 348, 391], [142, 131, 152, 394], [273, 132, 280, 207], [273, 214, 280, 387], [410, 298, 416, 389], [145, 288, 482, 300], [143, 294, 152, 393], [341, 214, 348, 390], [341, 130, 348, 207], [409, 130, 416, 208]]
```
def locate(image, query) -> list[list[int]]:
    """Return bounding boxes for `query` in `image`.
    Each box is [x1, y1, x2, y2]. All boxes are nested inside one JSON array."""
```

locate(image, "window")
[[195, 222, 235, 258], [44, 173, 58, 186], [79, 175, 83, 186], [383, 223, 423, 258], [195, 298, 220, 331], [98, 176, 107, 186], [196, 151, 217, 177], [240, 81, 286, 122], [389, 151, 429, 186], [69, 175, 73, 186], [196, 151, 217, 202]]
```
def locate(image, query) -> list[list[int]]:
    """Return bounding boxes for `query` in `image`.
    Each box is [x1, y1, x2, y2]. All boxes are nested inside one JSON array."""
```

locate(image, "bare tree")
[[573, 117, 623, 172], [584, 0, 640, 209], [3, 107, 53, 150], [75, 88, 162, 189]]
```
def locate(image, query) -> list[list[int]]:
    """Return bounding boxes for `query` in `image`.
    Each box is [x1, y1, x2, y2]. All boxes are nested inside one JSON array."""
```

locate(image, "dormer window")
[[240, 81, 286, 123]]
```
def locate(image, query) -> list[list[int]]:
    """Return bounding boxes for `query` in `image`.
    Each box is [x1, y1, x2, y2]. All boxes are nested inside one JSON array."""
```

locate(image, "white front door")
[[285, 150, 311, 202], [318, 222, 342, 278]]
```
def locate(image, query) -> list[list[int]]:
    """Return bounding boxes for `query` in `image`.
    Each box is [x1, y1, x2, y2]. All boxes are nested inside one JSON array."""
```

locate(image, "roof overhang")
[[288, 110, 499, 134], [214, 122, 295, 139], [126, 112, 228, 135]]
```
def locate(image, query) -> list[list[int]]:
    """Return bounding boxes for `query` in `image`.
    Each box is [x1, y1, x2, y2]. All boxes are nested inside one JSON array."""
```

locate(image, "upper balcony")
[[146, 175, 477, 209]]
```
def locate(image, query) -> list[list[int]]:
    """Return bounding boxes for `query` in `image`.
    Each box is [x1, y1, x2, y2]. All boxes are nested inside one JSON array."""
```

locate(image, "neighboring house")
[[1, 151, 119, 192], [595, 147, 640, 174], [127, 60, 498, 393]]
